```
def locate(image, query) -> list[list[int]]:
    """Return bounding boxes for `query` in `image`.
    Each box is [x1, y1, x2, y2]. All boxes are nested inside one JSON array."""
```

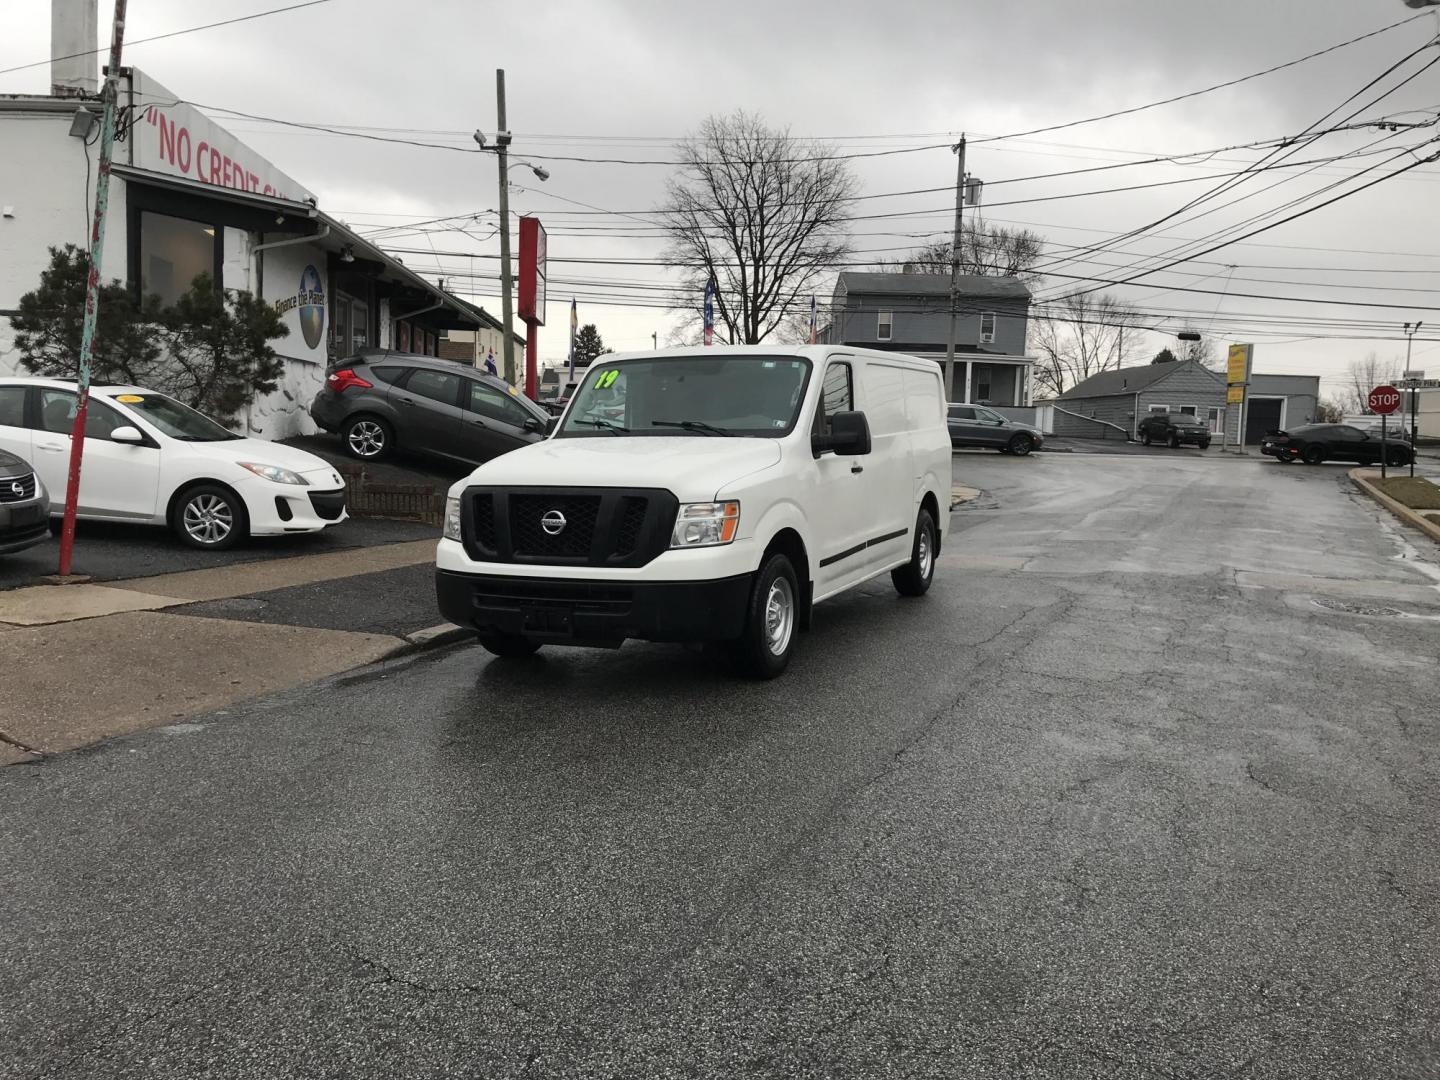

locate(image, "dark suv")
[[1138, 412, 1212, 449], [311, 352, 553, 464]]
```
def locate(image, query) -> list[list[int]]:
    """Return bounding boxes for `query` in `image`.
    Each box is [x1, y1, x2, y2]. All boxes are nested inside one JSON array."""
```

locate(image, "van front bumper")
[[436, 568, 752, 645]]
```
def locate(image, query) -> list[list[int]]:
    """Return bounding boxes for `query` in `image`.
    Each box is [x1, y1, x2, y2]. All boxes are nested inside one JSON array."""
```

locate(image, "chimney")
[[51, 0, 99, 98]]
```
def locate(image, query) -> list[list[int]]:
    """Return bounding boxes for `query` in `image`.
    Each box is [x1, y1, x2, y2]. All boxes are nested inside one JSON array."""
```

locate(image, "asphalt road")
[[0, 516, 437, 591], [3, 453, 1438, 1079]]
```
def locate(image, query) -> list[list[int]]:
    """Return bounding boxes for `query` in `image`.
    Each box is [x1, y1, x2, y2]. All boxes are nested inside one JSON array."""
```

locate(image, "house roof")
[[836, 272, 1032, 300], [1057, 359, 1220, 400]]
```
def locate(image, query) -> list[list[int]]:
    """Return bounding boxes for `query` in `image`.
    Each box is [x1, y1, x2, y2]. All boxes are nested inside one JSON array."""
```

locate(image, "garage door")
[[1247, 398, 1283, 442]]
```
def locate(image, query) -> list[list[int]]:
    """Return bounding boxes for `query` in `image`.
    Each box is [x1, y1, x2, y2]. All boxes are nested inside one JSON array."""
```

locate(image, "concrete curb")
[[1350, 468, 1440, 546], [383, 622, 474, 659]]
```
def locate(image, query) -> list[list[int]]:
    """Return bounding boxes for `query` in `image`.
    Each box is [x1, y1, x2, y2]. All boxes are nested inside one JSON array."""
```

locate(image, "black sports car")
[[1261, 423, 1413, 466]]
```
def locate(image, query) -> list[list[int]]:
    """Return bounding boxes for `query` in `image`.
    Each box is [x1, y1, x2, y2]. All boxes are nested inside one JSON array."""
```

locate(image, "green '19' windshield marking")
[[596, 370, 619, 388]]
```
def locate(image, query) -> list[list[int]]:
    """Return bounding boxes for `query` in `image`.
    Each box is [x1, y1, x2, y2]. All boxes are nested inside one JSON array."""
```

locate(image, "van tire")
[[477, 632, 542, 658], [730, 553, 799, 679], [892, 507, 937, 597]]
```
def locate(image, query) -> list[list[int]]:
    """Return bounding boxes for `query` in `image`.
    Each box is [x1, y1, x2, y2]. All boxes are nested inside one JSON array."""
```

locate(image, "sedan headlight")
[[443, 495, 462, 541], [670, 501, 740, 548], [238, 462, 308, 486]]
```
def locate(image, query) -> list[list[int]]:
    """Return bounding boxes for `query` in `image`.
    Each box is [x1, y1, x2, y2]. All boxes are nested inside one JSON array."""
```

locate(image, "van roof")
[[596, 344, 940, 371]]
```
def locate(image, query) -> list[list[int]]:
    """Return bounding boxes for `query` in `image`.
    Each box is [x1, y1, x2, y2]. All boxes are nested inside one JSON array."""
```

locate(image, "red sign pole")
[[58, 0, 128, 580], [1368, 384, 1401, 482], [525, 320, 538, 400]]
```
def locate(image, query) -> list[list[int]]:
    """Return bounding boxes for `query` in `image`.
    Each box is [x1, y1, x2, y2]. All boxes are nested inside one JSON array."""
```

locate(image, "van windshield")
[[555, 355, 813, 438]]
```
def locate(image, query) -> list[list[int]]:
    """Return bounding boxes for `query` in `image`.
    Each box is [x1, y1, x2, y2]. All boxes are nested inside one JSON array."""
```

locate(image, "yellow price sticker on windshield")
[[596, 370, 619, 389], [115, 394, 144, 403]]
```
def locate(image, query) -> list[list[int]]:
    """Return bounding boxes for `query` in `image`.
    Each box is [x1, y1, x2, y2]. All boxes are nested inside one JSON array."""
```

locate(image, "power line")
[[970, 11, 1434, 146], [0, 0, 340, 78]]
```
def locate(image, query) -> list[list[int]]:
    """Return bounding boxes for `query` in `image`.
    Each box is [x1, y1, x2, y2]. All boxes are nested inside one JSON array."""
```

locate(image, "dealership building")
[[1, 6, 512, 440]]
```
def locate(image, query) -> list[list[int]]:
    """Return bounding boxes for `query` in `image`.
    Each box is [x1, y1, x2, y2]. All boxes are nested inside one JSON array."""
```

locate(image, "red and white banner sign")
[[129, 69, 311, 202]]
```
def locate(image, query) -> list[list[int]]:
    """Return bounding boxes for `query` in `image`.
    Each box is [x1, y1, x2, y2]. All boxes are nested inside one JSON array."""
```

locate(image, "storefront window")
[[139, 211, 216, 305], [332, 290, 370, 356]]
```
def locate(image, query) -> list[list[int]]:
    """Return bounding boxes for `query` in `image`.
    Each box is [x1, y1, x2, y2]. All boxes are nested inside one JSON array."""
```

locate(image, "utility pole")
[[56, 0, 127, 581], [944, 136, 967, 404], [495, 69, 516, 387], [1404, 321, 1422, 478]]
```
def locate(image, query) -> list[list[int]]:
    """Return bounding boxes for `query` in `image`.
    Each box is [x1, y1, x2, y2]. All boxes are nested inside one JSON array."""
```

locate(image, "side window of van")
[[815, 361, 853, 435]]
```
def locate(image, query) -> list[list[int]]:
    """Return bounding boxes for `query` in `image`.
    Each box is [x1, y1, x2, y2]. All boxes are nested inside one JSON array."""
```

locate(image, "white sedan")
[[0, 377, 348, 549]]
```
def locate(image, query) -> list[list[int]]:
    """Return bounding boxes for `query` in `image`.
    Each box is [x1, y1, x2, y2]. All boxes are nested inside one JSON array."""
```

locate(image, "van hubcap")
[[919, 526, 932, 580], [764, 576, 795, 656], [349, 421, 385, 456], [182, 494, 233, 545]]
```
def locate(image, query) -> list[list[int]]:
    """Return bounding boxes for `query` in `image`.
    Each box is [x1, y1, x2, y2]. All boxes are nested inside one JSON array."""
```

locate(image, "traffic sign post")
[[1400, 370, 1425, 479], [1368, 384, 1401, 480]]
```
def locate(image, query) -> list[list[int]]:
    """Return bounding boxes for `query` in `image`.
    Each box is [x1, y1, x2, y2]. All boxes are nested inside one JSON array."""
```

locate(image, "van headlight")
[[670, 501, 740, 548], [443, 495, 462, 541]]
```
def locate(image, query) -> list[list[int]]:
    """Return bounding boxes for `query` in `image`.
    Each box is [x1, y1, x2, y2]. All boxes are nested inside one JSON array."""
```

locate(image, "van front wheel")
[[730, 553, 799, 679], [892, 507, 937, 597]]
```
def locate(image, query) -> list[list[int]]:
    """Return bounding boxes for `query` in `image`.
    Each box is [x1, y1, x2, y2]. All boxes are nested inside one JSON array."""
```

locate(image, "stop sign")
[[1369, 384, 1402, 415]]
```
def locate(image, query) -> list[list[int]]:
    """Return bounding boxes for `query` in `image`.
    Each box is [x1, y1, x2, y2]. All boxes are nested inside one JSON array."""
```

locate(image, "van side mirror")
[[812, 410, 872, 457], [523, 416, 544, 434], [110, 425, 144, 444]]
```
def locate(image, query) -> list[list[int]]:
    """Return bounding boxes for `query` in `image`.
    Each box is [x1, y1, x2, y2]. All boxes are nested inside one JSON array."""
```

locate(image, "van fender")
[[746, 498, 815, 628], [912, 467, 946, 548]]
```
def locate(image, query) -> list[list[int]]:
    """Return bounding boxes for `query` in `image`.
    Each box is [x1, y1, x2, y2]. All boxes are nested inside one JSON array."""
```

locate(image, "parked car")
[[435, 346, 952, 678], [310, 351, 553, 464], [0, 378, 347, 550], [0, 447, 49, 556], [1261, 423, 1414, 466], [947, 404, 1044, 455], [1138, 412, 1212, 449]]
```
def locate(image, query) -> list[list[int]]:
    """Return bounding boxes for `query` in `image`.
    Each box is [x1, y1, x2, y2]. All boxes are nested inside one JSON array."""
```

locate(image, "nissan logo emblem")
[[10, 481, 22, 496], [540, 509, 567, 536]]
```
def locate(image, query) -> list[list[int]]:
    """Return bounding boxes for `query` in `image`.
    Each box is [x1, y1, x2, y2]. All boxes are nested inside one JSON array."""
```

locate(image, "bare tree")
[[1031, 293, 1145, 397], [659, 111, 855, 344], [877, 219, 1045, 283], [1341, 351, 1403, 414]]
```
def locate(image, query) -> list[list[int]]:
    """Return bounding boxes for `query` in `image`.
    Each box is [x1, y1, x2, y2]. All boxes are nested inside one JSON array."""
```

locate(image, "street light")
[[473, 92, 552, 387]]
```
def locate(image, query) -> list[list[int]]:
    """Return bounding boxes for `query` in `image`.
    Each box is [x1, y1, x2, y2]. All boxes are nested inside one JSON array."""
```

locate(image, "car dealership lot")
[[3, 452, 1437, 1078]]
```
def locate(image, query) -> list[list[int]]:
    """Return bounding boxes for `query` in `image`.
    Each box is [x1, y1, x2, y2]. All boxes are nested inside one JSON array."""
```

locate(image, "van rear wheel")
[[892, 507, 937, 597], [730, 552, 798, 679]]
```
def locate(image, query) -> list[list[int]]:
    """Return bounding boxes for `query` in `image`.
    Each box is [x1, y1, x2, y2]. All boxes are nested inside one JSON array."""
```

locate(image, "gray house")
[[828, 273, 1036, 405], [1052, 361, 1320, 442]]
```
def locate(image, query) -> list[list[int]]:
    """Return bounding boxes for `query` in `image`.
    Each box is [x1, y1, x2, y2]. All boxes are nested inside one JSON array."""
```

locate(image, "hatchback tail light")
[[327, 368, 373, 393]]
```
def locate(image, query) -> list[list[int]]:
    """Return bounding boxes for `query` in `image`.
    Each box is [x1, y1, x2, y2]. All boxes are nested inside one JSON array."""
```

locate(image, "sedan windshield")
[[110, 393, 243, 441], [556, 355, 812, 438]]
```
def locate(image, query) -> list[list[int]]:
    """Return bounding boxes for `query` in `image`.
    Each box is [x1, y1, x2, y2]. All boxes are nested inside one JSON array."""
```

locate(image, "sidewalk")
[[0, 539, 465, 764]]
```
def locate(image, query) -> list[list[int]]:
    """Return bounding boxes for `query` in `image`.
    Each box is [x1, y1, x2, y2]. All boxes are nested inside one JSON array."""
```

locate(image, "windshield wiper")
[[651, 419, 734, 437], [572, 417, 629, 434]]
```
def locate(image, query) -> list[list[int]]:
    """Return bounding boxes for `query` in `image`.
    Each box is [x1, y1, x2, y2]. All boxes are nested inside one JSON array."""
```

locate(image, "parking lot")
[[3, 450, 1436, 1078]]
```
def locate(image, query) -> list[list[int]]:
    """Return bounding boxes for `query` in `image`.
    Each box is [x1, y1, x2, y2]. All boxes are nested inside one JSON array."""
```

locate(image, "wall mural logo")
[[273, 264, 326, 350]]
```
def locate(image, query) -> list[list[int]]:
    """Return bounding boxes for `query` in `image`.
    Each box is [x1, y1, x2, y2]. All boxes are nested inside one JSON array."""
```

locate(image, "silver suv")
[[0, 447, 49, 556], [310, 351, 553, 464]]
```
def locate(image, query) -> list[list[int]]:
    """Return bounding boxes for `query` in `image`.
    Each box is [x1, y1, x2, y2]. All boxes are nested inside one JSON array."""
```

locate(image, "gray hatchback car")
[[310, 351, 553, 464], [0, 447, 50, 556]]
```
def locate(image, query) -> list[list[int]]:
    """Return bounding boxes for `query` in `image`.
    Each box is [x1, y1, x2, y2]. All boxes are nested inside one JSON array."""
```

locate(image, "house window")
[[1149, 404, 1169, 413], [1178, 405, 1197, 415], [976, 374, 992, 402], [1207, 406, 1222, 433], [979, 312, 996, 343], [877, 311, 892, 341], [139, 211, 216, 305]]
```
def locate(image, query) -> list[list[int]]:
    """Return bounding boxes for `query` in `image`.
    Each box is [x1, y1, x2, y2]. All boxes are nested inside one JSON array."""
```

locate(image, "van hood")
[[457, 436, 782, 500]]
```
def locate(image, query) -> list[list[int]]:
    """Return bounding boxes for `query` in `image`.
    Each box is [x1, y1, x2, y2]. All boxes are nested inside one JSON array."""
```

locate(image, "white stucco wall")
[[0, 109, 127, 376]]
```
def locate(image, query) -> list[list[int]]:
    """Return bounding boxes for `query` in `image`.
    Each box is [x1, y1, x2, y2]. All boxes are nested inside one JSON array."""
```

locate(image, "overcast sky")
[[4, 0, 1440, 397]]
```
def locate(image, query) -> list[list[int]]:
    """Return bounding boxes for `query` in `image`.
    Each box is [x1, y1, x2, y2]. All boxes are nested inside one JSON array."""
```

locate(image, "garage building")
[[1049, 360, 1320, 443]]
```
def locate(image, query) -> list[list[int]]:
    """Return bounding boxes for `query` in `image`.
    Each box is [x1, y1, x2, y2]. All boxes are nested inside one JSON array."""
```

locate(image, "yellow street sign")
[[1227, 384, 1245, 404], [1227, 343, 1251, 386]]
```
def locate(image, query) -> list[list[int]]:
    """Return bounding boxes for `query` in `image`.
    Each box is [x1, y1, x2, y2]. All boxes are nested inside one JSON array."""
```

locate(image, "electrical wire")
[[0, 0, 341, 77]]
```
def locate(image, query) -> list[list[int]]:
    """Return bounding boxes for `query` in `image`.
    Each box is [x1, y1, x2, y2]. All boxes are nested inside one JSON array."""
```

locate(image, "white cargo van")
[[435, 346, 951, 677]]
